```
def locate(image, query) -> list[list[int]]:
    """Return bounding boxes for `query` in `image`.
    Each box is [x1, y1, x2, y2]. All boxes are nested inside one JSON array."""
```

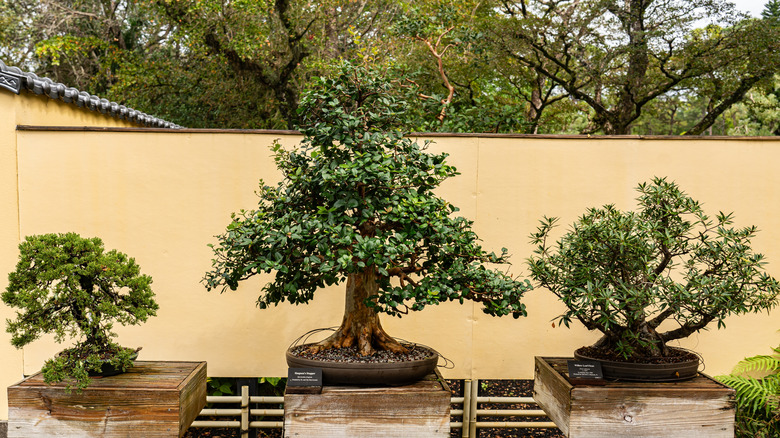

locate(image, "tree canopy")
[[1, 0, 778, 135]]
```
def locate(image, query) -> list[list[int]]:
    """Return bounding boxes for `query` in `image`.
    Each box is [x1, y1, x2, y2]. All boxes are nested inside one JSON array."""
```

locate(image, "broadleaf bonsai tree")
[[527, 177, 780, 360], [2, 233, 158, 390], [204, 61, 530, 356]]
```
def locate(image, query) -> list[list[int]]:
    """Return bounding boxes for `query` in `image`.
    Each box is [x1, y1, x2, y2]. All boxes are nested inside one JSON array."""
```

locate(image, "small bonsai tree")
[[527, 177, 780, 360], [2, 233, 158, 390], [204, 62, 530, 356]]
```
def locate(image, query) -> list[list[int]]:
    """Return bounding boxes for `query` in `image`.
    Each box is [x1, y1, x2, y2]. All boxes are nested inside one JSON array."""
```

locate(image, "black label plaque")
[[286, 368, 323, 394], [567, 360, 605, 385]]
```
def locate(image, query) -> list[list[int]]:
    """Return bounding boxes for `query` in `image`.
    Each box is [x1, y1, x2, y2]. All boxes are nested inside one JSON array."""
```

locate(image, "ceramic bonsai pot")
[[285, 347, 439, 385], [574, 347, 699, 382]]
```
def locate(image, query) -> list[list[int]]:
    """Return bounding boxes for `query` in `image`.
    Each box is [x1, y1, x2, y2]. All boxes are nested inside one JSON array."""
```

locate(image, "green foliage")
[[207, 377, 235, 396], [527, 177, 780, 359], [204, 61, 529, 323], [42, 343, 138, 392], [3, 0, 779, 134], [2, 233, 158, 389], [764, 0, 780, 23], [717, 343, 780, 437], [493, 0, 780, 135], [258, 377, 287, 396]]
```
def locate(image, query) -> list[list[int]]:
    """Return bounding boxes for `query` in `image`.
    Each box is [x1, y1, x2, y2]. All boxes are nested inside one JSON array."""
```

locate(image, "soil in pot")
[[574, 346, 700, 382], [287, 343, 439, 385]]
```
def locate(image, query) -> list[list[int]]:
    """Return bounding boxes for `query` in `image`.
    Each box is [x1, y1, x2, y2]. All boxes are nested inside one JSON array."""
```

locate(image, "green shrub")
[[718, 343, 780, 437], [2, 232, 157, 390], [527, 177, 780, 359]]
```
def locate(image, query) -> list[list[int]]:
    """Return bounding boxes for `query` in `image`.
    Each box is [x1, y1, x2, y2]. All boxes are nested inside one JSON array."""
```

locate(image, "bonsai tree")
[[2, 233, 158, 390], [527, 177, 780, 360], [204, 62, 530, 356]]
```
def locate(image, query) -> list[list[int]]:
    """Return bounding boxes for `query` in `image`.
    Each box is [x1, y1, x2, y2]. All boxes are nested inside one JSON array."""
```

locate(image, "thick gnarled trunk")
[[311, 268, 407, 356]]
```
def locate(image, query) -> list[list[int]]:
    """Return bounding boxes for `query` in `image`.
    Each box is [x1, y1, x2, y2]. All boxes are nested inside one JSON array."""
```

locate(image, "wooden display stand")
[[283, 371, 451, 437], [533, 357, 735, 438], [7, 361, 207, 438]]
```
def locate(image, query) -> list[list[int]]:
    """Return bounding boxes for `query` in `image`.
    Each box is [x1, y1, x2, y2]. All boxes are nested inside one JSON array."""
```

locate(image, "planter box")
[[533, 357, 735, 438], [7, 361, 207, 438], [283, 370, 450, 437]]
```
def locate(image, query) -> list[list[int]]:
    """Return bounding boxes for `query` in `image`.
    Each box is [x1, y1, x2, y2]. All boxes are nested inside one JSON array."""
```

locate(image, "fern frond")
[[719, 375, 780, 417], [733, 354, 780, 375]]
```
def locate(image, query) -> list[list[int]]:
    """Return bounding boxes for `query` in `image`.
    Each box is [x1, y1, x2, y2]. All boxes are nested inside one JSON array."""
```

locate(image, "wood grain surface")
[[284, 371, 451, 437], [7, 361, 206, 438], [534, 357, 735, 438]]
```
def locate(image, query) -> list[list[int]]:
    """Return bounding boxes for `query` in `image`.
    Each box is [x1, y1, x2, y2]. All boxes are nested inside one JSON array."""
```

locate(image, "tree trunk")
[[592, 321, 669, 358], [310, 268, 408, 356]]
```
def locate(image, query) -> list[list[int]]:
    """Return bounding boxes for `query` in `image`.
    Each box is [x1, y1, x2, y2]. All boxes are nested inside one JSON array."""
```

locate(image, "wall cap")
[[0, 60, 182, 129]]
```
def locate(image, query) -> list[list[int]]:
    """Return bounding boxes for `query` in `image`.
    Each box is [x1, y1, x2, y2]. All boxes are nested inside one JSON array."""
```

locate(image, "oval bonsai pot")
[[574, 347, 699, 382], [286, 347, 439, 385]]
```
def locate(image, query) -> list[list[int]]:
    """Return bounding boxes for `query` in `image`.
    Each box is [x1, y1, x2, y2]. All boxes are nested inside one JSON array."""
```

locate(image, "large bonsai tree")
[[204, 62, 530, 356], [3, 233, 157, 389], [527, 178, 780, 360]]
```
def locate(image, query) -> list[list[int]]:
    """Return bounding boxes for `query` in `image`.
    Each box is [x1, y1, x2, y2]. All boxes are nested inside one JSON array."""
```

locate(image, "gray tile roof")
[[0, 59, 182, 129]]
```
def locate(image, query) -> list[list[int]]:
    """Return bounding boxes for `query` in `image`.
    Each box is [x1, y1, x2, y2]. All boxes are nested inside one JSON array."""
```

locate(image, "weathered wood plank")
[[534, 357, 735, 438], [7, 361, 206, 438], [284, 371, 450, 437], [533, 356, 573, 435], [177, 362, 207, 437]]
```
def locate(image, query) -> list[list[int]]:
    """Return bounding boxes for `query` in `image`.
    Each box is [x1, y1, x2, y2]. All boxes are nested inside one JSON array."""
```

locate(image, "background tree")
[[138, 0, 403, 129], [2, 0, 777, 134], [492, 0, 780, 135], [1, 0, 170, 94], [203, 62, 529, 355], [764, 0, 780, 23]]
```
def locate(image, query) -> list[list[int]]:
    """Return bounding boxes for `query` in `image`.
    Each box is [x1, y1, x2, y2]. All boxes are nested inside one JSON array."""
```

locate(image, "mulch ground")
[[183, 379, 564, 438]]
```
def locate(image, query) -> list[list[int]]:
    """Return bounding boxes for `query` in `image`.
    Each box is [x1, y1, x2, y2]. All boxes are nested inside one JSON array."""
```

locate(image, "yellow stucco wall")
[[0, 90, 142, 420], [2, 93, 780, 420], [6, 127, 780, 391]]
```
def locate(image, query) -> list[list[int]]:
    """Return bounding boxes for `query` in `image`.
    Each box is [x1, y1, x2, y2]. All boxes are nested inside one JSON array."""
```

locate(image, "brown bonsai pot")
[[574, 346, 700, 382], [286, 345, 439, 385]]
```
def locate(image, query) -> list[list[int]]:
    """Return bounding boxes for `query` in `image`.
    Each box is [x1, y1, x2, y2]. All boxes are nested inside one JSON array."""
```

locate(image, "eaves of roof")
[[0, 59, 182, 129]]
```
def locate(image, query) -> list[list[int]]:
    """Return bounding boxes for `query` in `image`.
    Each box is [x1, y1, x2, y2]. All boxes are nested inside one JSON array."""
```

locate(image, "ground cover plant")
[[527, 177, 780, 361], [718, 340, 780, 437], [2, 232, 157, 390], [203, 61, 530, 357]]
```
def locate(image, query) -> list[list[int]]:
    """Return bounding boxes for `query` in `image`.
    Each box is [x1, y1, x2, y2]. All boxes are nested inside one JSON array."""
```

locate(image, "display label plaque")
[[567, 360, 606, 385], [286, 368, 323, 394]]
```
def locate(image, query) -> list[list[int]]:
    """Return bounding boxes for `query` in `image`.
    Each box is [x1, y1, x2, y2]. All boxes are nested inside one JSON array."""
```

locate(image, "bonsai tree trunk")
[[311, 268, 408, 356], [592, 319, 670, 358]]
